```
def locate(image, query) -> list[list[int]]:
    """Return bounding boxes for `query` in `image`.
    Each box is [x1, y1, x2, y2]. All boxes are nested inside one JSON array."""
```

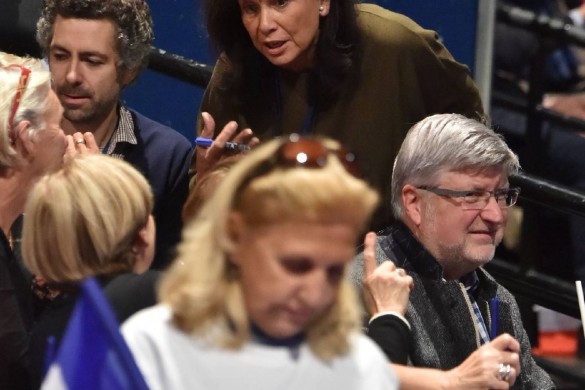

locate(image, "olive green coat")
[[193, 3, 484, 229]]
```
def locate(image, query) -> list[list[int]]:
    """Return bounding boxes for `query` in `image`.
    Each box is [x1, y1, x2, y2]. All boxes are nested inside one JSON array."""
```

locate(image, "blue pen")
[[490, 297, 499, 340], [195, 137, 250, 152]]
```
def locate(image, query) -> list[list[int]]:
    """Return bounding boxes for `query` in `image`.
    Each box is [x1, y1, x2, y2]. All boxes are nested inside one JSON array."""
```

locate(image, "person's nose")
[[65, 59, 82, 85], [480, 195, 506, 224], [298, 269, 335, 308], [259, 6, 277, 35]]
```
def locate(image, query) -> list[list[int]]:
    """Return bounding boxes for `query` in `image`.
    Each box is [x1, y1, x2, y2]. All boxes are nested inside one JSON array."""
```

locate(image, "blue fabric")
[[43, 278, 148, 389], [462, 272, 490, 345], [250, 323, 304, 348], [121, 110, 193, 269]]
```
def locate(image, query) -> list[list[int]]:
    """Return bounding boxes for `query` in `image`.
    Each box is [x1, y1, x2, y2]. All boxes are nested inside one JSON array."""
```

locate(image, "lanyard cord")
[[273, 71, 317, 137]]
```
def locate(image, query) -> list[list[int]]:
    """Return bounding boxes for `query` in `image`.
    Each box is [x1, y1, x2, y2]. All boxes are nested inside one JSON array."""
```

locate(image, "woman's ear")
[[132, 215, 156, 273], [12, 120, 34, 159], [227, 211, 245, 265], [402, 184, 423, 226], [319, 0, 330, 16]]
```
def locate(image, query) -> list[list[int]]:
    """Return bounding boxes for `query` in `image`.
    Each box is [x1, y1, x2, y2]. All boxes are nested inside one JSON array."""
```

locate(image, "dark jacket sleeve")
[[0, 245, 30, 390], [152, 142, 192, 269], [399, 18, 485, 121], [367, 314, 411, 364], [0, 291, 30, 390]]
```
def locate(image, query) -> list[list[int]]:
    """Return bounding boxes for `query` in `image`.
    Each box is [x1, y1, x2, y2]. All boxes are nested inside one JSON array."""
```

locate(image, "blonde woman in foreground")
[[122, 135, 399, 389]]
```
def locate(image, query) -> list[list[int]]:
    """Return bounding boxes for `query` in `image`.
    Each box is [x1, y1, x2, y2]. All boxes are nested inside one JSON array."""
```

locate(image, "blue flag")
[[41, 278, 149, 389]]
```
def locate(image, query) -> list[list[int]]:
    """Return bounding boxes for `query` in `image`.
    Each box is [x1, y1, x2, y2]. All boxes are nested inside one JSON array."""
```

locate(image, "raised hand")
[[194, 112, 260, 178], [64, 132, 99, 162], [362, 232, 413, 316]]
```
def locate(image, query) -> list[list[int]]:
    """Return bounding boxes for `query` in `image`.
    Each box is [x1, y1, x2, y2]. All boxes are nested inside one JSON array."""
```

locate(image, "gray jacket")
[[351, 223, 554, 390]]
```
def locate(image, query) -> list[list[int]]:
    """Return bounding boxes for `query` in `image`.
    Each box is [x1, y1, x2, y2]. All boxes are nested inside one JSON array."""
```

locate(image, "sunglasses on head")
[[237, 134, 361, 194], [274, 134, 361, 176]]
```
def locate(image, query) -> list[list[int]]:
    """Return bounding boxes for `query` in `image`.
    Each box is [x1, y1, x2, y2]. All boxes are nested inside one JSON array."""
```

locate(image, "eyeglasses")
[[416, 186, 521, 210], [3, 64, 32, 144], [237, 134, 361, 193]]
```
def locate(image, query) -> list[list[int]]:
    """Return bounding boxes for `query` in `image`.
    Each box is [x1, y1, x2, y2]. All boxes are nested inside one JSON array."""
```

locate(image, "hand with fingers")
[[445, 333, 521, 389], [195, 112, 260, 178], [64, 132, 100, 162], [362, 232, 414, 317]]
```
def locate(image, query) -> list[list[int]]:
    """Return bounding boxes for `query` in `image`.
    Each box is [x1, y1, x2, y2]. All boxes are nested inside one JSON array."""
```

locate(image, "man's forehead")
[[448, 165, 508, 177], [51, 16, 118, 53], [441, 166, 508, 182]]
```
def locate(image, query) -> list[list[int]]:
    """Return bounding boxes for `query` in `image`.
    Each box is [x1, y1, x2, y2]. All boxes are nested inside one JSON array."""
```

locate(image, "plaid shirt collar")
[[461, 270, 480, 296], [460, 270, 491, 344], [102, 105, 137, 158]]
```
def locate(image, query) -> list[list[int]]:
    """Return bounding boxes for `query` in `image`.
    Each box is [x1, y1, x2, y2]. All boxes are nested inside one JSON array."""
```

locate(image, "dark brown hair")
[[204, 0, 361, 128]]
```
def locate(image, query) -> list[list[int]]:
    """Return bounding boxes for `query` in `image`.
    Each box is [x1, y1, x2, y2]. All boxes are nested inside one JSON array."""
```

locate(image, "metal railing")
[[497, 2, 585, 49], [148, 47, 213, 88]]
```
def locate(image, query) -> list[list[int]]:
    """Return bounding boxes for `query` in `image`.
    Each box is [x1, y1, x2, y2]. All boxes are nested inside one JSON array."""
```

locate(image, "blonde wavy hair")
[[0, 52, 51, 170], [160, 136, 379, 361], [22, 154, 153, 283]]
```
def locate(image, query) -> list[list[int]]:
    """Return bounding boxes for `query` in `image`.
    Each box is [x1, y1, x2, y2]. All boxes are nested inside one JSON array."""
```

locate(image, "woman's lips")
[[264, 40, 287, 56], [283, 306, 313, 325]]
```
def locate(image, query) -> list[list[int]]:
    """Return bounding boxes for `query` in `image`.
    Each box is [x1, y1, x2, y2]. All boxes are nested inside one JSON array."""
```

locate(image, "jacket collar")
[[379, 222, 498, 297], [379, 221, 444, 279]]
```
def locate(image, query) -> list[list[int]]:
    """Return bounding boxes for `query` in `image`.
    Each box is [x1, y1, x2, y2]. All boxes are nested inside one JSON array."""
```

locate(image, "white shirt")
[[122, 305, 399, 390]]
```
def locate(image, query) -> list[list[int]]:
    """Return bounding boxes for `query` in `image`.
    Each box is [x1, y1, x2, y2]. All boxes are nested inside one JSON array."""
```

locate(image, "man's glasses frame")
[[416, 186, 521, 210]]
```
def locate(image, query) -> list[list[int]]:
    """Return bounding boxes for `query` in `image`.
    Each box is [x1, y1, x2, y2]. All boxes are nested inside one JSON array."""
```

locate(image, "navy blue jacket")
[[121, 110, 192, 269]]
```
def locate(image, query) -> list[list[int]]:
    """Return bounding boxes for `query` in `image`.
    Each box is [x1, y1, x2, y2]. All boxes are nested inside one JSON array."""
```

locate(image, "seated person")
[[22, 154, 160, 389], [122, 135, 398, 389], [36, 0, 193, 269], [352, 113, 553, 389]]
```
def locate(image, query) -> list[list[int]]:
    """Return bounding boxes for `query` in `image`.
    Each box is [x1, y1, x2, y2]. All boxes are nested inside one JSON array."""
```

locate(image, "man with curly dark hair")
[[36, 0, 192, 269]]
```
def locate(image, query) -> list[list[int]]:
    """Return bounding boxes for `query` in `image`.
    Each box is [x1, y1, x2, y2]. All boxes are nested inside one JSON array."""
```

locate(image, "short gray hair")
[[36, 0, 153, 74], [391, 113, 520, 218]]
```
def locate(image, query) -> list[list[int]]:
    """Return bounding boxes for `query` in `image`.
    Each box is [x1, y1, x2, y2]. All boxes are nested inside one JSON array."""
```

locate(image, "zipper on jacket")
[[484, 300, 492, 340]]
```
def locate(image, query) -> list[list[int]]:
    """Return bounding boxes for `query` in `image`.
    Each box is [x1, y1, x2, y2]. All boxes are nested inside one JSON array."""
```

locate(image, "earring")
[[319, 5, 324, 12]]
